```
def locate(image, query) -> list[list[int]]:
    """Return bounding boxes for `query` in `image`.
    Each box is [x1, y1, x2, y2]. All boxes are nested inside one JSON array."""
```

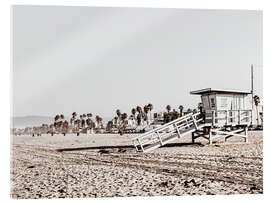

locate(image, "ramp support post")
[[138, 138, 144, 152], [174, 123, 181, 138], [157, 132, 163, 145], [192, 132, 195, 143], [192, 115, 198, 130], [244, 126, 248, 143], [209, 129, 213, 144], [133, 140, 139, 152]]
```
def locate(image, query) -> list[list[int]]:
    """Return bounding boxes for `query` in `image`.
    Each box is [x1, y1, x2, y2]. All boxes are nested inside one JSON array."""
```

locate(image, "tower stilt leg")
[[244, 126, 248, 143], [209, 129, 213, 144], [192, 132, 195, 143]]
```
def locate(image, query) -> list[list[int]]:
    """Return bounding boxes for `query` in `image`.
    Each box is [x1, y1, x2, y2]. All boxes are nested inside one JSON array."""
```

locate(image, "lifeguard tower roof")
[[190, 88, 251, 95]]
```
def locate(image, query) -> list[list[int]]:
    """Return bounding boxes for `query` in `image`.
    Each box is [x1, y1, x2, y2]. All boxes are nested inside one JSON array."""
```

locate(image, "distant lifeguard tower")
[[132, 88, 252, 152]]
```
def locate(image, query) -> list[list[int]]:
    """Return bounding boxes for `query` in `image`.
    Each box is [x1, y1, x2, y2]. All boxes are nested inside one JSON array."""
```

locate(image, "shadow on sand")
[[56, 142, 204, 152]]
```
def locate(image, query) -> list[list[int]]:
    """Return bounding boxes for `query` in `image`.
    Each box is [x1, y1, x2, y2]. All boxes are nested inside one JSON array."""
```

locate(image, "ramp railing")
[[132, 112, 203, 152], [205, 110, 252, 126]]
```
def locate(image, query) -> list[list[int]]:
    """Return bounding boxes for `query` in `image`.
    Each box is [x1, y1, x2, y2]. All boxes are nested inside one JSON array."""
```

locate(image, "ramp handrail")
[[132, 111, 204, 152], [205, 109, 252, 126], [132, 112, 200, 141]]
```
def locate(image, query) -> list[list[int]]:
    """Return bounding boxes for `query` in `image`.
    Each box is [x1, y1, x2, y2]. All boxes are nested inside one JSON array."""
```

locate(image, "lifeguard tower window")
[[210, 98, 215, 108]]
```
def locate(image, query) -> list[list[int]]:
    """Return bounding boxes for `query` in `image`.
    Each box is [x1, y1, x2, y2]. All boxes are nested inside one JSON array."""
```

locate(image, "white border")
[[1, 0, 269, 203]]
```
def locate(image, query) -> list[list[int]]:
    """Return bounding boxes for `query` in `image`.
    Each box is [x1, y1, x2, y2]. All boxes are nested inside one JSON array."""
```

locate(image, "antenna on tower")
[[251, 64, 254, 110], [251, 64, 254, 126]]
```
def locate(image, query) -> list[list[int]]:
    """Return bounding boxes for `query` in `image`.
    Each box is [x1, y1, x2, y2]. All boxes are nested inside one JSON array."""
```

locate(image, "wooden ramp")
[[132, 112, 204, 152]]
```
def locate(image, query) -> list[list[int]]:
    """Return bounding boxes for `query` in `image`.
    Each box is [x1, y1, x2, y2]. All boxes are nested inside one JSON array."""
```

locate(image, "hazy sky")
[[12, 6, 263, 118]]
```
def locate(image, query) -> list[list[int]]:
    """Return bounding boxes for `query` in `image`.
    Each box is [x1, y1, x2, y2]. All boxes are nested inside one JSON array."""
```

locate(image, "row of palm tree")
[[17, 94, 263, 136], [108, 103, 200, 133], [14, 103, 201, 136], [163, 105, 198, 123], [114, 103, 154, 128], [47, 112, 103, 136], [13, 101, 204, 137]]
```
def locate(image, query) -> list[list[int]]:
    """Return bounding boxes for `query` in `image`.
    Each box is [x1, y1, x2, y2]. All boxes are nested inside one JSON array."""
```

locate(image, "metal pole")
[[251, 64, 254, 109], [251, 64, 254, 125]]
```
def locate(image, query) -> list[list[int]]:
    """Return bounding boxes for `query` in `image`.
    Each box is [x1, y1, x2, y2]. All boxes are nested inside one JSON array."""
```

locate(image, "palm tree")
[[70, 117, 74, 127], [79, 115, 83, 129], [131, 108, 136, 119], [137, 113, 142, 126], [49, 124, 54, 136], [59, 114, 64, 132], [83, 114, 87, 129], [106, 121, 113, 132], [86, 118, 92, 128], [116, 109, 121, 126], [91, 121, 96, 132], [96, 115, 103, 129], [254, 95, 260, 126], [136, 106, 143, 125], [72, 112, 77, 118], [166, 105, 171, 113], [143, 105, 149, 114], [81, 118, 85, 130], [74, 119, 81, 136], [163, 112, 169, 123], [54, 115, 60, 122], [75, 119, 80, 136], [86, 113, 93, 133], [178, 105, 184, 117], [119, 113, 128, 135], [147, 103, 153, 121], [70, 112, 77, 130], [143, 105, 150, 124], [54, 115, 60, 133], [113, 116, 118, 126], [121, 113, 128, 122], [116, 109, 121, 117], [136, 106, 142, 114], [99, 117, 103, 129], [60, 114, 64, 120], [95, 115, 99, 128], [172, 109, 179, 120], [62, 120, 69, 136]]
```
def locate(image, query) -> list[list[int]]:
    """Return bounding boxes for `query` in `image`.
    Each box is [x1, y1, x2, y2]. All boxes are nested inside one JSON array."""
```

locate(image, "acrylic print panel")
[[11, 5, 263, 199]]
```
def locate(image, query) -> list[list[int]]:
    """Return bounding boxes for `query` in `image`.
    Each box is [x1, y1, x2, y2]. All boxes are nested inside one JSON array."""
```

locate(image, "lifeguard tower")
[[132, 88, 252, 153], [190, 88, 252, 144]]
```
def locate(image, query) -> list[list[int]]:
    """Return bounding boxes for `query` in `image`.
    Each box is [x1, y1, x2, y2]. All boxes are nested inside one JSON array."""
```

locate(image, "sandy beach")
[[10, 131, 263, 199]]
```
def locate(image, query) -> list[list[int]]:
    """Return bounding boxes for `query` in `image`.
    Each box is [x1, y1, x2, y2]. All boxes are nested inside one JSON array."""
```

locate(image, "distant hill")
[[12, 116, 54, 129]]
